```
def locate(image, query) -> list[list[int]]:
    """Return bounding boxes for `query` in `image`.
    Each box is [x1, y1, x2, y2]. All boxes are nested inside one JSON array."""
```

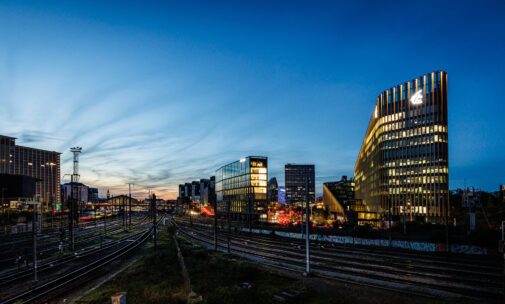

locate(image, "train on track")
[[78, 209, 120, 221]]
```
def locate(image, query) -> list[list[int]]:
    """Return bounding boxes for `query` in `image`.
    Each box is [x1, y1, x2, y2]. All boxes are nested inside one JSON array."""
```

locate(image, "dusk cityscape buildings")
[[1, 1, 504, 302]]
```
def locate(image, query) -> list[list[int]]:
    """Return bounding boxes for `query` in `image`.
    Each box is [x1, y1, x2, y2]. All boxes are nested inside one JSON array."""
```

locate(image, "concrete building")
[[0, 135, 61, 208]]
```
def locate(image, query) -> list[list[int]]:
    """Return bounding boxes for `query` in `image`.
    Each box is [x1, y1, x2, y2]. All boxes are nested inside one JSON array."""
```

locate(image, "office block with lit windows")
[[285, 164, 315, 205], [354, 71, 449, 223], [215, 156, 268, 220], [0, 135, 61, 206]]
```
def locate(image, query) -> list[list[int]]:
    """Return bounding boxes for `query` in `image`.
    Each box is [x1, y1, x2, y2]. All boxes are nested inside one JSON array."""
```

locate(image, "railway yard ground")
[[0, 214, 502, 303], [75, 220, 486, 304]]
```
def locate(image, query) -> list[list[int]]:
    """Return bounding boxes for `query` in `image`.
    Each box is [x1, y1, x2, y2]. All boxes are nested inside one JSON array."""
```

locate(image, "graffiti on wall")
[[241, 228, 488, 255]]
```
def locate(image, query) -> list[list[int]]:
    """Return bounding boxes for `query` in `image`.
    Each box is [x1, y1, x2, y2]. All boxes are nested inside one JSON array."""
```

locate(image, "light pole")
[[403, 199, 407, 234], [304, 177, 310, 275], [27, 200, 40, 282], [152, 193, 157, 251]]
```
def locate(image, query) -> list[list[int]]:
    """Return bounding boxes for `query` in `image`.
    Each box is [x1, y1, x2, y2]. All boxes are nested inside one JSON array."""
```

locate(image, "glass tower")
[[354, 71, 449, 223], [215, 156, 268, 219]]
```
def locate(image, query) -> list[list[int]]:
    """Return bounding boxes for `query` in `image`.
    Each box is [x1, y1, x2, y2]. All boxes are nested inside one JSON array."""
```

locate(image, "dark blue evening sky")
[[0, 1, 504, 198]]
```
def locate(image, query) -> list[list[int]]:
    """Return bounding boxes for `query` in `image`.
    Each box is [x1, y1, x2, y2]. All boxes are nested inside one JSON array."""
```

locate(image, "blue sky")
[[0, 1, 504, 198]]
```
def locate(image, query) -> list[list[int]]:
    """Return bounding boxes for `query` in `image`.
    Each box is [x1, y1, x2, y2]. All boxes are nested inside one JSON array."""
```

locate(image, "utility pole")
[[446, 194, 450, 252], [227, 199, 231, 254], [152, 193, 157, 250], [388, 204, 392, 247], [32, 202, 39, 282], [214, 198, 218, 251], [305, 177, 310, 274], [122, 195, 125, 229], [128, 183, 133, 229], [248, 196, 252, 233], [69, 147, 82, 252], [103, 205, 106, 249], [403, 199, 407, 234]]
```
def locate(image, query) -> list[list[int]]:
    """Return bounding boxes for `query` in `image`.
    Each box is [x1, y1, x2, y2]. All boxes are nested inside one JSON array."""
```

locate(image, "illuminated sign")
[[240, 158, 246, 163], [410, 89, 423, 105]]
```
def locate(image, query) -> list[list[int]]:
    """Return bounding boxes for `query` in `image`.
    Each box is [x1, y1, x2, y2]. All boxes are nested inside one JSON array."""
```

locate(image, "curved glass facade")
[[354, 71, 449, 223]]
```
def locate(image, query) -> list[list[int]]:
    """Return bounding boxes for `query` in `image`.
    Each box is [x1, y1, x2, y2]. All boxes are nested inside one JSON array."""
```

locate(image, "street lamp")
[[25, 200, 40, 282]]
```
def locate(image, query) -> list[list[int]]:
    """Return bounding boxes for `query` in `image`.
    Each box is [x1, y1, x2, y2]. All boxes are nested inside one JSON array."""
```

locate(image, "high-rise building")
[[184, 183, 192, 200], [354, 71, 449, 223], [215, 156, 268, 220], [178, 184, 186, 200], [209, 176, 216, 205], [285, 164, 315, 205], [191, 181, 200, 203], [199, 178, 210, 206], [0, 135, 61, 207], [267, 177, 278, 203]]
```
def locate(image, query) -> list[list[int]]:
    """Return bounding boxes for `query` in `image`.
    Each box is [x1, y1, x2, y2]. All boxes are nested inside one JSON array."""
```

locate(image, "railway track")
[[0, 215, 148, 269], [174, 218, 502, 301], [0, 220, 153, 287], [0, 217, 163, 304]]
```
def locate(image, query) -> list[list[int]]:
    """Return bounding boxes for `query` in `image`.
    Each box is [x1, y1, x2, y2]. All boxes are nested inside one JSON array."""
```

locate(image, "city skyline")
[[1, 1, 504, 199]]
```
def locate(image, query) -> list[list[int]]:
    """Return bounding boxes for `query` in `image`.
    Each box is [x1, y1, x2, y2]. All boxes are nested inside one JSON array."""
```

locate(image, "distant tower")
[[107, 189, 110, 199], [69, 147, 82, 205], [70, 147, 82, 183]]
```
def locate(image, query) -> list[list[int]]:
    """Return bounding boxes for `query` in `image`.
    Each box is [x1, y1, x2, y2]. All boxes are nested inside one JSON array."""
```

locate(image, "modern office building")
[[322, 176, 378, 224], [285, 164, 315, 205], [61, 182, 89, 205], [323, 176, 355, 219], [184, 183, 192, 199], [0, 135, 61, 207], [354, 71, 449, 223], [178, 184, 186, 200], [267, 177, 278, 203], [215, 156, 268, 220], [209, 176, 216, 205], [191, 181, 201, 203], [199, 178, 210, 206]]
